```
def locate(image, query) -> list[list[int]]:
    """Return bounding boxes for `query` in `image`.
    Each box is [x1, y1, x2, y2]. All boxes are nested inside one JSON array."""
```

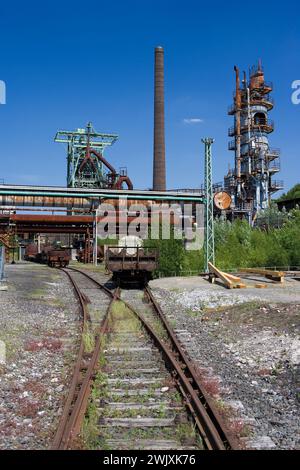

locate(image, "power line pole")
[[202, 138, 215, 272]]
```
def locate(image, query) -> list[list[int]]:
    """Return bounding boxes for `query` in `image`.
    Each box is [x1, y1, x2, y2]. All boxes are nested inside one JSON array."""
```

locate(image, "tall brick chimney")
[[153, 46, 166, 191]]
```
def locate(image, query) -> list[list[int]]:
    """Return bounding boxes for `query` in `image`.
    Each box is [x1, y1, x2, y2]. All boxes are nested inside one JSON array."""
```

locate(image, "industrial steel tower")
[[55, 122, 132, 190], [224, 62, 283, 217], [153, 46, 166, 191]]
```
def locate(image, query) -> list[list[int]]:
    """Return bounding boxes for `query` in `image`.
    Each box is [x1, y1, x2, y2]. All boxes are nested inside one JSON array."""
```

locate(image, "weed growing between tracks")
[[79, 295, 204, 450], [82, 324, 95, 353], [81, 337, 108, 449]]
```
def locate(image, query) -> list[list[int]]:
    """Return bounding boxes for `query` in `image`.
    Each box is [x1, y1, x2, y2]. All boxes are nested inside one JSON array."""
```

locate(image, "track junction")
[[52, 267, 236, 451]]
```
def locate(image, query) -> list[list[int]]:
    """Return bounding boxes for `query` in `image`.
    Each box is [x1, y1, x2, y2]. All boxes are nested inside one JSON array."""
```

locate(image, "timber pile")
[[208, 262, 246, 289], [207, 263, 283, 288], [239, 268, 285, 283]]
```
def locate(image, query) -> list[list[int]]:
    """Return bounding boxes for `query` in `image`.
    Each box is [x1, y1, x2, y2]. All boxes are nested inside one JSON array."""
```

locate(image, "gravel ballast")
[[0, 263, 80, 449], [150, 276, 300, 450]]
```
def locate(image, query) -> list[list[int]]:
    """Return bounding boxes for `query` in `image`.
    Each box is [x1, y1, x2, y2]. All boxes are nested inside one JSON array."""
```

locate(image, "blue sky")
[[0, 0, 299, 194]]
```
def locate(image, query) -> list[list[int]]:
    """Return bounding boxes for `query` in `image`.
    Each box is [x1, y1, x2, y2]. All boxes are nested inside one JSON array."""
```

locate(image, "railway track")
[[52, 267, 237, 451]]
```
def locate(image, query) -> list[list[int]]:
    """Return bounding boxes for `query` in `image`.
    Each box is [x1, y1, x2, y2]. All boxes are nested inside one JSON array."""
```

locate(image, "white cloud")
[[183, 118, 204, 124]]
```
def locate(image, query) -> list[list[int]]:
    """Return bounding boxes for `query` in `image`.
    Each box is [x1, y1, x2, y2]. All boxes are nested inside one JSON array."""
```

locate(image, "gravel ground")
[[0, 263, 80, 449], [150, 276, 300, 450]]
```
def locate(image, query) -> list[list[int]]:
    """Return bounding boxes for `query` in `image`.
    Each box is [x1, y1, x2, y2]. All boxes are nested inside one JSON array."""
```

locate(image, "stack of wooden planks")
[[208, 262, 246, 289], [207, 263, 284, 288], [239, 268, 285, 283]]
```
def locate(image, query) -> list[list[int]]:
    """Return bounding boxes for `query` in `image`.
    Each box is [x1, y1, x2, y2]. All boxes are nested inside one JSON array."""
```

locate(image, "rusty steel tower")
[[153, 46, 166, 191], [55, 122, 133, 190], [225, 62, 283, 217]]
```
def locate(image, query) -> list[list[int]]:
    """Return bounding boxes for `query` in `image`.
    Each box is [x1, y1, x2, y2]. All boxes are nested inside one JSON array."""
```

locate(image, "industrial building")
[[224, 62, 283, 219]]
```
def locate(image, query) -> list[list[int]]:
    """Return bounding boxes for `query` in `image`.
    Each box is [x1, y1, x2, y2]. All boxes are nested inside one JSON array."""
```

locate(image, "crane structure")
[[55, 122, 133, 190]]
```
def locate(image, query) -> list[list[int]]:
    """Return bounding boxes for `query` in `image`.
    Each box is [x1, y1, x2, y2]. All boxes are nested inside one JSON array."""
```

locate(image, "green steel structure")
[[202, 137, 215, 272], [55, 122, 118, 188]]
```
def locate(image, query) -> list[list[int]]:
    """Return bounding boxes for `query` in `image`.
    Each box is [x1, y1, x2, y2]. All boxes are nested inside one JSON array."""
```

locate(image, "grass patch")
[[147, 317, 169, 342], [82, 324, 95, 353], [110, 300, 142, 335], [81, 369, 108, 449], [0, 325, 25, 360], [186, 308, 201, 318], [27, 288, 46, 299]]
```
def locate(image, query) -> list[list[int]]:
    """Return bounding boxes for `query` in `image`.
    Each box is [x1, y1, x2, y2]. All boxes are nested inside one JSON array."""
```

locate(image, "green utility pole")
[[202, 138, 215, 272]]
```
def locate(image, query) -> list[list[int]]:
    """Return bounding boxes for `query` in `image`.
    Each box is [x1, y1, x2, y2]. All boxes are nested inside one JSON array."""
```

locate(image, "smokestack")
[[153, 46, 166, 191]]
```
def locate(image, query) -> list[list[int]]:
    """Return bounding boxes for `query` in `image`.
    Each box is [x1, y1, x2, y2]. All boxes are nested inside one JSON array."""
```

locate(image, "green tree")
[[277, 183, 300, 201]]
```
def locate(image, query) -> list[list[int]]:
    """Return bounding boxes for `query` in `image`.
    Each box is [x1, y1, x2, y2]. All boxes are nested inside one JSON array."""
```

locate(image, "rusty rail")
[[144, 286, 237, 449], [51, 269, 117, 450], [56, 267, 237, 450]]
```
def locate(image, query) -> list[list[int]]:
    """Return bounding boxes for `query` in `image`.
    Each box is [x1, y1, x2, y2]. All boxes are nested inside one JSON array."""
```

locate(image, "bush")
[[144, 227, 186, 277], [212, 210, 300, 270], [139, 207, 300, 276]]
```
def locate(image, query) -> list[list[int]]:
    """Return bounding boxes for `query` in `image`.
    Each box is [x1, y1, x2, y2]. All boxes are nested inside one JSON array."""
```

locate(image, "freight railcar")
[[106, 236, 158, 286], [24, 244, 70, 268], [47, 249, 70, 268], [24, 243, 38, 261], [35, 245, 53, 264], [76, 245, 104, 263]]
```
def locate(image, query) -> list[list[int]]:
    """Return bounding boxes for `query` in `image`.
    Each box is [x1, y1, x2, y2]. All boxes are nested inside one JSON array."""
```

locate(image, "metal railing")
[[270, 180, 284, 191], [168, 188, 204, 194], [228, 126, 236, 137], [228, 140, 235, 151], [251, 80, 273, 91], [268, 160, 280, 172], [157, 270, 202, 278], [212, 182, 224, 192], [227, 104, 236, 115], [119, 167, 128, 176], [224, 177, 235, 190], [252, 94, 274, 107], [169, 183, 223, 194], [234, 202, 253, 211], [253, 117, 274, 127], [255, 214, 286, 229], [267, 148, 280, 159], [238, 119, 274, 133]]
